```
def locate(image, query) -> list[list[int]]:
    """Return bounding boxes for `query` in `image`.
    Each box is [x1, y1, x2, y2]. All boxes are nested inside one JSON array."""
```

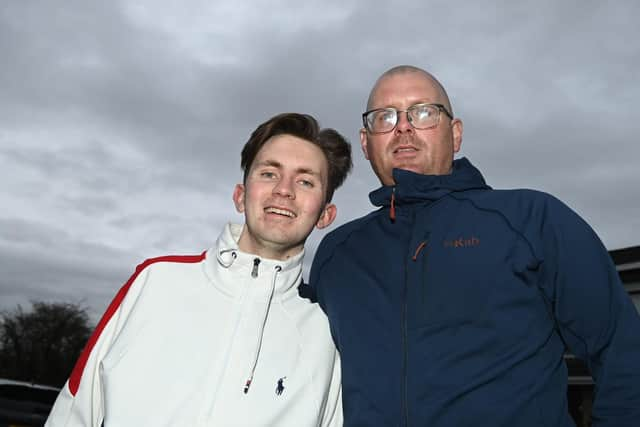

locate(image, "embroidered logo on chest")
[[275, 377, 286, 395], [443, 236, 480, 248]]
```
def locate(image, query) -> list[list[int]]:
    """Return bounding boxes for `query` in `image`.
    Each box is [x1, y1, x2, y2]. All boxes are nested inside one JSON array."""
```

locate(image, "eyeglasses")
[[362, 103, 453, 134]]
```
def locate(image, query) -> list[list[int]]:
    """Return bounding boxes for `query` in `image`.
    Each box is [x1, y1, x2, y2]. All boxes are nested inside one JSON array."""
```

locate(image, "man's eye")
[[298, 179, 314, 188], [412, 105, 434, 120], [260, 171, 276, 179], [378, 111, 396, 124]]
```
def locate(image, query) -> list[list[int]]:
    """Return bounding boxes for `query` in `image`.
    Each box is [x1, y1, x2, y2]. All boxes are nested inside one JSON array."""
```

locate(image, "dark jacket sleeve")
[[539, 196, 640, 427], [309, 237, 330, 311]]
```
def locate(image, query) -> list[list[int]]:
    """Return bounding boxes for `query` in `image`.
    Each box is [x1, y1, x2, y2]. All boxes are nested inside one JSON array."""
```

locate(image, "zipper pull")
[[412, 241, 427, 261], [251, 258, 260, 278]]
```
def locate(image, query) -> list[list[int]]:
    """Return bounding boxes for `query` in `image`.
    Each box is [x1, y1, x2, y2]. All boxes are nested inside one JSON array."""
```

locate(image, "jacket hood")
[[369, 157, 490, 208]]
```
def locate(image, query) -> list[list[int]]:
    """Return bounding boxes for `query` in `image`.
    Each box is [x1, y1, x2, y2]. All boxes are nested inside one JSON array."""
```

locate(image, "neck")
[[237, 230, 303, 261]]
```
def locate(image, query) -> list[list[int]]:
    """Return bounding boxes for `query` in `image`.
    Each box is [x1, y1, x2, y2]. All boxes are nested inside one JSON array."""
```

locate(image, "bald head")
[[359, 65, 464, 184], [367, 65, 453, 116]]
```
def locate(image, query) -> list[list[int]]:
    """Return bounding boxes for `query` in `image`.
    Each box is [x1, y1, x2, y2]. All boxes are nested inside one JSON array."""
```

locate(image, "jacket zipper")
[[402, 234, 429, 427], [412, 237, 430, 304], [251, 258, 260, 278], [401, 252, 410, 427]]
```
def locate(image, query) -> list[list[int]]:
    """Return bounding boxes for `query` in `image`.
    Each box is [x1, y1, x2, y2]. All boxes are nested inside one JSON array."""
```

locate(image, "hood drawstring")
[[217, 249, 238, 268], [243, 264, 282, 394], [389, 187, 396, 222]]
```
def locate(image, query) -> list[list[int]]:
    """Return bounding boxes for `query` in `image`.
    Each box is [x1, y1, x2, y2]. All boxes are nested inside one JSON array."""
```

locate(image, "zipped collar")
[[205, 223, 304, 299], [369, 157, 490, 211]]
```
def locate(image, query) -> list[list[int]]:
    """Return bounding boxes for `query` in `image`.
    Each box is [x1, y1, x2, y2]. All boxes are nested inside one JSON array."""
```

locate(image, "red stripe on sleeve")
[[68, 252, 207, 396]]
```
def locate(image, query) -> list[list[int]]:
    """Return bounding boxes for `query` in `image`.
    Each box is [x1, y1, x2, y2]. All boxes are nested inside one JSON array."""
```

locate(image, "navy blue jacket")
[[310, 158, 640, 427]]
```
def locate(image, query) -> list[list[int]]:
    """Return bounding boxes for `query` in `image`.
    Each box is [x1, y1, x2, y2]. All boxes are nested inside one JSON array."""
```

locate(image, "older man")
[[311, 65, 640, 427]]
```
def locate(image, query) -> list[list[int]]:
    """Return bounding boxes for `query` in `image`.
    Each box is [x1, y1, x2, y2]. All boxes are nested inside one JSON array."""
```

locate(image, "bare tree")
[[0, 301, 92, 387]]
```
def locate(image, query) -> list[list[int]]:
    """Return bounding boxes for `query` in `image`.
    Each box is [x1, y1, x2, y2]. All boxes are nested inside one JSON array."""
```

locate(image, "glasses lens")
[[408, 104, 439, 129], [367, 109, 397, 133]]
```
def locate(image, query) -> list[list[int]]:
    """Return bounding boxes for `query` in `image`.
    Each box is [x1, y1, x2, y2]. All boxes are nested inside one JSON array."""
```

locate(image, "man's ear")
[[452, 118, 463, 153], [232, 184, 246, 213], [359, 128, 370, 160], [316, 203, 337, 230]]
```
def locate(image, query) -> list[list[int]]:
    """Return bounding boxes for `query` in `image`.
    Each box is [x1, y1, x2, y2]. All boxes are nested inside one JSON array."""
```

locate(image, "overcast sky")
[[2, 0, 639, 321]]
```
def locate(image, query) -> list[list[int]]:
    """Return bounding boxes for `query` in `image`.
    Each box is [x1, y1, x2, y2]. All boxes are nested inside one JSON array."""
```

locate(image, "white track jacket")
[[46, 223, 342, 426]]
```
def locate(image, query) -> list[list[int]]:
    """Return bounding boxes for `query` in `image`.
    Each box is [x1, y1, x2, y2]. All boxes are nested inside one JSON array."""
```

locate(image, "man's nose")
[[273, 178, 295, 198], [395, 111, 414, 133]]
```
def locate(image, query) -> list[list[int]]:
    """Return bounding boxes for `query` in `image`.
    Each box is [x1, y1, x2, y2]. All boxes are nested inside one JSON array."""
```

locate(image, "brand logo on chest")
[[275, 377, 286, 395], [443, 236, 480, 248]]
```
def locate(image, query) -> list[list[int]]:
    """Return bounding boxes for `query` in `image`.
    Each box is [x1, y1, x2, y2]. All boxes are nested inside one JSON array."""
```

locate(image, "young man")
[[46, 113, 352, 426], [310, 65, 640, 426]]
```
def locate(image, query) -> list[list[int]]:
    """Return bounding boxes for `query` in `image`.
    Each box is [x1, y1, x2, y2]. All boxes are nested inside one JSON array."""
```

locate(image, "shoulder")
[[136, 252, 207, 271], [317, 210, 381, 254], [463, 187, 554, 207], [310, 211, 381, 289], [116, 251, 209, 305], [130, 251, 208, 277], [459, 187, 573, 226], [454, 188, 583, 259], [490, 188, 579, 222]]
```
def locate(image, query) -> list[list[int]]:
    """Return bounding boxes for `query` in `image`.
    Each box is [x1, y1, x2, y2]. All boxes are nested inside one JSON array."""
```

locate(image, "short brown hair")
[[241, 113, 352, 203]]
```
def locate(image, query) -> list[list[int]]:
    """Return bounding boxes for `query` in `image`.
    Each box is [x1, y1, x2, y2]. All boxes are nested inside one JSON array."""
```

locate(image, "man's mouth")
[[264, 207, 296, 218], [393, 145, 418, 155], [394, 146, 417, 153]]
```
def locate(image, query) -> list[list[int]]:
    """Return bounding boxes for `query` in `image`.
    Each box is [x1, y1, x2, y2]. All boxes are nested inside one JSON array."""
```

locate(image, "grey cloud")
[[0, 218, 70, 247], [0, 218, 139, 320], [1, 0, 638, 320]]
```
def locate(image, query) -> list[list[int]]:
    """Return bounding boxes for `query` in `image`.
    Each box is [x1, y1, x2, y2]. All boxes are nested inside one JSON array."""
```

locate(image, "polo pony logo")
[[275, 377, 286, 395], [443, 236, 480, 248]]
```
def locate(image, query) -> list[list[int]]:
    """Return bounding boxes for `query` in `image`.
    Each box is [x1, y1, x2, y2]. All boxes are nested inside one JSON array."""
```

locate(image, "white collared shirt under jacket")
[[45, 223, 342, 426]]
